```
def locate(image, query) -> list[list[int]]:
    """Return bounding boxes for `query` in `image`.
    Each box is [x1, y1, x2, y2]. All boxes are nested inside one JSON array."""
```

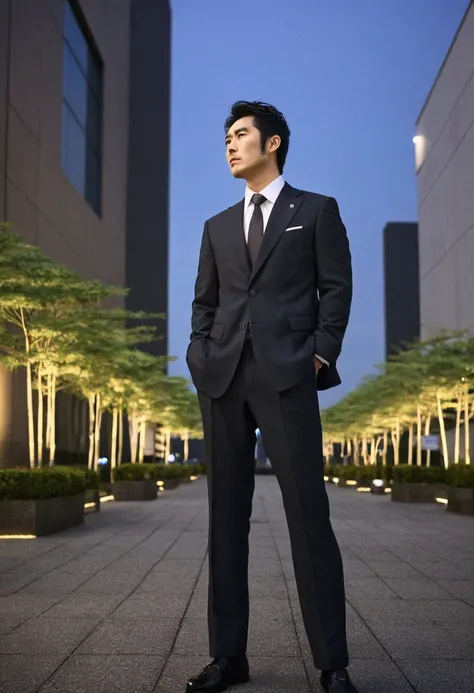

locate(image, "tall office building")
[[414, 2, 474, 338], [383, 222, 420, 359], [0, 0, 171, 465]]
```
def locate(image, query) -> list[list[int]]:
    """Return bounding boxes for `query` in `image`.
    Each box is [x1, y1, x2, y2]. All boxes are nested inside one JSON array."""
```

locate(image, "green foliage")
[[0, 468, 86, 500], [54, 466, 99, 490], [391, 464, 447, 484], [446, 464, 474, 489], [113, 463, 158, 481]]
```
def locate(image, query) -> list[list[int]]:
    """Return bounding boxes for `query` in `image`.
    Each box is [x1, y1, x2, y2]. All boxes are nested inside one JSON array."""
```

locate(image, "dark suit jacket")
[[186, 183, 352, 399]]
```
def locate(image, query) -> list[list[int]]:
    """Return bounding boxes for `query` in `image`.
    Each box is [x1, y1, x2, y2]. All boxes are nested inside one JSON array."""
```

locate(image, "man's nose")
[[227, 143, 237, 156]]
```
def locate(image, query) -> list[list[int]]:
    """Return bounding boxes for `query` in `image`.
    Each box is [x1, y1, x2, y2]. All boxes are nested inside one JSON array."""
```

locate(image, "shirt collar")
[[245, 175, 285, 207]]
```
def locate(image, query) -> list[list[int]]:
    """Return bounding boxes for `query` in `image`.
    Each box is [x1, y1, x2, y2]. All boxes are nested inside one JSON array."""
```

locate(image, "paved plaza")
[[0, 476, 473, 693]]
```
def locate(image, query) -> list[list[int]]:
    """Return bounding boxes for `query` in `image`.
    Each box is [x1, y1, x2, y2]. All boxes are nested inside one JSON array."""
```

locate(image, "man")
[[186, 101, 355, 693]]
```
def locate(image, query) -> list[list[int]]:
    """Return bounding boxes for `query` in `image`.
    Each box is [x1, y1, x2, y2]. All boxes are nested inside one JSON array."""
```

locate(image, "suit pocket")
[[209, 323, 224, 340], [288, 316, 318, 331]]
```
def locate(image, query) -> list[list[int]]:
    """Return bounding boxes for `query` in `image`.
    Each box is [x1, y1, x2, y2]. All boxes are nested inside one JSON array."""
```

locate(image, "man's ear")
[[267, 135, 281, 153]]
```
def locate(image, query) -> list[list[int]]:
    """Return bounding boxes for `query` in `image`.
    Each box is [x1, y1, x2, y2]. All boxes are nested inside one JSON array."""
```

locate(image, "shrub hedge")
[[391, 465, 447, 484], [446, 464, 474, 489], [0, 468, 86, 500]]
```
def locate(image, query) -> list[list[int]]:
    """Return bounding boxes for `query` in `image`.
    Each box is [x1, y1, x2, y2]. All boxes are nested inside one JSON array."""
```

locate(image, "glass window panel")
[[64, 0, 87, 72], [62, 103, 86, 195], [85, 146, 101, 214], [63, 43, 87, 127], [86, 90, 101, 153]]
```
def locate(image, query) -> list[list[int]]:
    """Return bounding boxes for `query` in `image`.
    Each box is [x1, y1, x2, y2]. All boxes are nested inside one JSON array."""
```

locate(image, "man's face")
[[225, 116, 268, 179]]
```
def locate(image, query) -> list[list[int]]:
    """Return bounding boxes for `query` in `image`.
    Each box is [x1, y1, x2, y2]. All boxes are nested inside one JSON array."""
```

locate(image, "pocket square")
[[285, 225, 303, 232]]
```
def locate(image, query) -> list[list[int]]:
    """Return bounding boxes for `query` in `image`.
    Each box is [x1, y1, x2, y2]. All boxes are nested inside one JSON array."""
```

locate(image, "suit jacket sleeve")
[[313, 196, 352, 363], [190, 221, 219, 341]]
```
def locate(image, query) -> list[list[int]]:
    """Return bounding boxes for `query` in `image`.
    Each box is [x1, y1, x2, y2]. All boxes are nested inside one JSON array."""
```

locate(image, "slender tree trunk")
[[424, 415, 432, 467], [45, 372, 52, 461], [93, 395, 102, 471], [20, 308, 36, 468], [455, 395, 462, 465], [138, 419, 146, 463], [382, 431, 388, 466], [408, 423, 414, 465], [49, 373, 56, 466], [88, 395, 95, 469], [183, 431, 189, 461], [353, 437, 359, 465], [361, 436, 368, 465], [164, 428, 171, 463], [416, 406, 422, 466], [465, 383, 470, 464], [347, 438, 352, 458], [37, 366, 44, 467], [437, 393, 449, 468], [118, 405, 123, 466], [110, 407, 118, 469], [129, 412, 138, 463]]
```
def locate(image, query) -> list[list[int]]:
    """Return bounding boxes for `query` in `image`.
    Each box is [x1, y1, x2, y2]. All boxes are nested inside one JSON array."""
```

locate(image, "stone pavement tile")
[[39, 654, 166, 693], [384, 577, 454, 600], [350, 598, 420, 625], [364, 560, 420, 579], [75, 570, 144, 595], [0, 654, 63, 693], [44, 594, 124, 619], [409, 599, 474, 624], [0, 615, 24, 636], [248, 558, 282, 577], [343, 561, 378, 579], [397, 660, 474, 693], [344, 577, 399, 601], [156, 655, 310, 692], [305, 657, 414, 693], [135, 572, 197, 596], [438, 579, 474, 605], [0, 572, 39, 596], [112, 593, 190, 620], [77, 617, 179, 656], [0, 617, 99, 655], [185, 594, 207, 619], [0, 557, 22, 571], [248, 575, 289, 600], [18, 570, 89, 595], [412, 560, 474, 580], [368, 622, 473, 659], [149, 558, 203, 575], [0, 594, 59, 619], [247, 618, 300, 657], [51, 553, 119, 575]]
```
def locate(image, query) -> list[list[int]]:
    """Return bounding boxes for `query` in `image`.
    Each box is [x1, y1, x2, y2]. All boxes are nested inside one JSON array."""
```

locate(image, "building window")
[[61, 0, 103, 214]]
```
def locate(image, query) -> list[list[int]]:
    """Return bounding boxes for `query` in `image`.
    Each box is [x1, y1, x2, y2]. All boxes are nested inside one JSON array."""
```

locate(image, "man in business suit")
[[186, 101, 356, 693]]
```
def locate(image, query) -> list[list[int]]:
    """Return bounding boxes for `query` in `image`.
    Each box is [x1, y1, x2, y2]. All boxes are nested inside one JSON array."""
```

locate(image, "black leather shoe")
[[321, 669, 358, 693], [186, 657, 250, 692]]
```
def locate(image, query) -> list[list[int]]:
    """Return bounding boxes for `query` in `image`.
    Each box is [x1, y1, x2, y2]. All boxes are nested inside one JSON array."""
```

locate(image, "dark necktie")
[[247, 193, 266, 266]]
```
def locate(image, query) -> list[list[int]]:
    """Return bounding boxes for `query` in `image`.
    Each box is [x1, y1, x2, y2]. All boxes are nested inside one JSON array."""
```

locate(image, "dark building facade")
[[126, 0, 171, 360], [0, 0, 171, 466], [383, 222, 420, 359]]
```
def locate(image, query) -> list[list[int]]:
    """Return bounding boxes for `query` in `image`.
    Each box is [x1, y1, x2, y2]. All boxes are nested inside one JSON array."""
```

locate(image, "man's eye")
[[238, 133, 245, 138]]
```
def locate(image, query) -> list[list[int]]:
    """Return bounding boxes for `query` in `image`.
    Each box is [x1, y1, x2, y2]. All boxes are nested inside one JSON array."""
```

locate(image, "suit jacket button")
[[249, 289, 256, 297]]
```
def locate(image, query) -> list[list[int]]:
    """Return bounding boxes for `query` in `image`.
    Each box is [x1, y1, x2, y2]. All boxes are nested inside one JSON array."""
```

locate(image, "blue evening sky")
[[168, 0, 469, 407]]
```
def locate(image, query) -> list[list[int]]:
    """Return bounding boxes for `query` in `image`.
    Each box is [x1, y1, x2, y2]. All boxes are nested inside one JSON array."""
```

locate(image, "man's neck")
[[246, 170, 281, 193]]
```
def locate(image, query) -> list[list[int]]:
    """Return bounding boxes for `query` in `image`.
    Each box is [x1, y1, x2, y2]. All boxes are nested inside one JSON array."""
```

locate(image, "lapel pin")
[[290, 203, 294, 208]]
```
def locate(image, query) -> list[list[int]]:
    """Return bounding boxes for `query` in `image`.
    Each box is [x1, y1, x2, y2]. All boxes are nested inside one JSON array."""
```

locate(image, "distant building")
[[383, 222, 420, 359], [0, 0, 171, 465]]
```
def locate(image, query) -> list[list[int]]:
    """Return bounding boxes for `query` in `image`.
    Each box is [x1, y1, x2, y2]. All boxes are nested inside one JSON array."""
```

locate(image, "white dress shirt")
[[244, 175, 286, 241], [244, 176, 329, 367]]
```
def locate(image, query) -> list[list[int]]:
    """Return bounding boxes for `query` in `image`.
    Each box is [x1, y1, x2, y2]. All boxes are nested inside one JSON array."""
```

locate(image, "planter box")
[[448, 487, 474, 516], [85, 489, 100, 513], [162, 478, 180, 490], [112, 480, 157, 501], [0, 493, 85, 537], [392, 482, 447, 503]]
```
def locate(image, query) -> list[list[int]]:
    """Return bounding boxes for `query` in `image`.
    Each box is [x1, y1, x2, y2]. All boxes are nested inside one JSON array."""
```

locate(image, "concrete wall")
[[415, 3, 474, 337], [0, 0, 132, 464]]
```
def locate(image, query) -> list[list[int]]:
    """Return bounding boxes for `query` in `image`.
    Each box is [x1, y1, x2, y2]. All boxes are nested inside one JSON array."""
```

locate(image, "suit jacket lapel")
[[226, 200, 251, 275], [250, 183, 304, 282]]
